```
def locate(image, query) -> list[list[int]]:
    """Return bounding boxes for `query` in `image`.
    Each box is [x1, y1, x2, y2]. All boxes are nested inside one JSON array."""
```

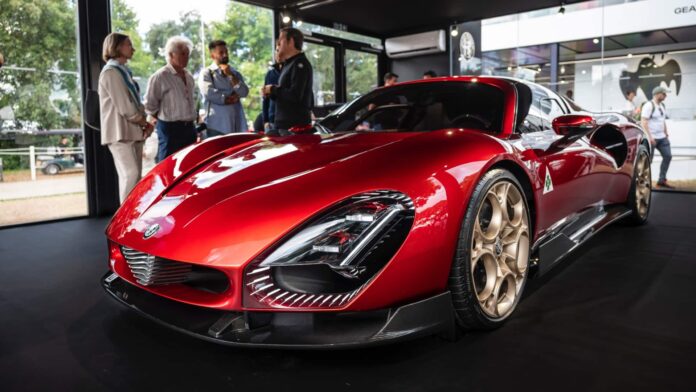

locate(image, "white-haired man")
[[145, 36, 198, 162]]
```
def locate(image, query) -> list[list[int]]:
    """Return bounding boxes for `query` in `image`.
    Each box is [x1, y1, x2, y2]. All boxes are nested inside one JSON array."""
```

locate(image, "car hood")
[[107, 130, 501, 267]]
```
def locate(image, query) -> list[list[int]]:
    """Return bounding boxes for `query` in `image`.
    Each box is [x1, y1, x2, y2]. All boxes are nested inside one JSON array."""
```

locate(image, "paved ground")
[[0, 175, 86, 201], [0, 193, 87, 226]]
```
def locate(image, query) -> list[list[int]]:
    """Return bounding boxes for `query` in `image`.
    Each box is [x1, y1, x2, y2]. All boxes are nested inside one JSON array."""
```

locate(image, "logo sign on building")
[[460, 32, 476, 61], [674, 4, 696, 14]]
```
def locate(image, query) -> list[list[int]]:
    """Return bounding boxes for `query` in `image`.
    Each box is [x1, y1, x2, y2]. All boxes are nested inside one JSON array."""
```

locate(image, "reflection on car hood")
[[108, 132, 439, 265]]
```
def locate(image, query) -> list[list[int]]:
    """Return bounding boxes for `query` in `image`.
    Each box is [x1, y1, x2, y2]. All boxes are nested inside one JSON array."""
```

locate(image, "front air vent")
[[120, 246, 229, 293], [121, 246, 192, 286]]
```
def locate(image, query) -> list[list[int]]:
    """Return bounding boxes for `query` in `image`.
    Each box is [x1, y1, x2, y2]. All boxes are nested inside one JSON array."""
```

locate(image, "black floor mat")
[[1, 192, 695, 391]]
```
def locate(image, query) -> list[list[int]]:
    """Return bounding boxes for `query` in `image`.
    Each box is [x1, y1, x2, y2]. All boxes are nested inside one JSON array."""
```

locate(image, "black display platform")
[[1, 192, 695, 391]]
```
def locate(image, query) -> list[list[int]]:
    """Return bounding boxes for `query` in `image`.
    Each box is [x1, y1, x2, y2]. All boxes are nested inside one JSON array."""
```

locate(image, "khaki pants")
[[108, 140, 144, 203]]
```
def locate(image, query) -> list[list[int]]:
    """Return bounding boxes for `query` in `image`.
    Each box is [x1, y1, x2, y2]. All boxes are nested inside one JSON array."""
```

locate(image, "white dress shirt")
[[144, 64, 197, 122]]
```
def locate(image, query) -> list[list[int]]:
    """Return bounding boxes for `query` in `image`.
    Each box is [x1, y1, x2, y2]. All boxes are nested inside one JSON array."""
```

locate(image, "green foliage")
[[111, 0, 155, 86], [304, 43, 336, 105], [346, 50, 378, 100], [110, 1, 274, 124], [209, 2, 273, 124], [146, 11, 208, 74], [0, 0, 80, 131]]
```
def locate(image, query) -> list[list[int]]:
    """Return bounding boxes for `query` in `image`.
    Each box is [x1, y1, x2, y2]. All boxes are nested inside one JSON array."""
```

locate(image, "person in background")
[[262, 27, 313, 136], [262, 56, 281, 132], [565, 89, 574, 101], [623, 89, 638, 119], [423, 70, 437, 79], [58, 136, 72, 158], [199, 40, 249, 137], [641, 86, 673, 189], [145, 36, 198, 162], [98, 32, 153, 203], [0, 51, 4, 69], [383, 72, 399, 87]]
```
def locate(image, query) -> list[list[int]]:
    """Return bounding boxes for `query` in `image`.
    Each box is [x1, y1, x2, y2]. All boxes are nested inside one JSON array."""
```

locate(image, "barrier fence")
[[0, 146, 84, 181]]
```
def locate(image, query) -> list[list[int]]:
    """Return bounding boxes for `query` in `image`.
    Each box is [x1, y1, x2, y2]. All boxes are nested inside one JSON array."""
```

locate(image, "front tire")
[[625, 144, 651, 225], [449, 169, 531, 330]]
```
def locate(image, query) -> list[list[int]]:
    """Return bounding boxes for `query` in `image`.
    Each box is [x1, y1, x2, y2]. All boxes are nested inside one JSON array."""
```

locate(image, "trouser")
[[108, 140, 144, 203], [651, 137, 672, 183], [156, 120, 197, 162]]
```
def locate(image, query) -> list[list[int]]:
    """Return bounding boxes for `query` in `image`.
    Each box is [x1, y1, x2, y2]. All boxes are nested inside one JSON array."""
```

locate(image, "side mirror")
[[548, 114, 596, 151]]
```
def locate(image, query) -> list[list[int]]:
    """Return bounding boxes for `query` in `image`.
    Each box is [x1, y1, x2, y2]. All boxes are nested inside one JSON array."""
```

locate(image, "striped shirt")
[[144, 64, 197, 122]]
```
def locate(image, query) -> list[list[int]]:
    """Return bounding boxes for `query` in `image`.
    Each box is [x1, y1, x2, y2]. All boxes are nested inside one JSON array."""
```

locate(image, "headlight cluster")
[[244, 191, 414, 309]]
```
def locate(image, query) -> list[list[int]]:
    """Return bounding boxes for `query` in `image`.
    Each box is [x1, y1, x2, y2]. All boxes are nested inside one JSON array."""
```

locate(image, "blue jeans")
[[156, 120, 196, 162], [651, 137, 672, 183]]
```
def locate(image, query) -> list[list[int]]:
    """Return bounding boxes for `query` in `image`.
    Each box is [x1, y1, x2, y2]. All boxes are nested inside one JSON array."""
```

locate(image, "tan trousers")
[[108, 140, 144, 203]]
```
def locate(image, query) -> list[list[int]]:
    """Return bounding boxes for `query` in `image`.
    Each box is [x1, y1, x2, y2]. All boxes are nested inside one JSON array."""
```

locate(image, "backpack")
[[640, 100, 666, 120]]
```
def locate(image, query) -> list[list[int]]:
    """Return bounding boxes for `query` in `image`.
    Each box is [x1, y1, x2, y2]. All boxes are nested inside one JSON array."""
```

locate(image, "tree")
[[210, 2, 273, 124], [111, 0, 155, 87], [346, 50, 378, 99], [0, 0, 80, 131], [146, 11, 208, 76]]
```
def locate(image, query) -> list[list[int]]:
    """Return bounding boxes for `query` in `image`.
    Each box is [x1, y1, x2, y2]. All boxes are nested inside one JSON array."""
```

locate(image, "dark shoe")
[[657, 180, 675, 189]]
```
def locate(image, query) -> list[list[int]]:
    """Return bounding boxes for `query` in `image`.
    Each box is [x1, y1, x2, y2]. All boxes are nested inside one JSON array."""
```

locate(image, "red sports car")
[[103, 76, 652, 348]]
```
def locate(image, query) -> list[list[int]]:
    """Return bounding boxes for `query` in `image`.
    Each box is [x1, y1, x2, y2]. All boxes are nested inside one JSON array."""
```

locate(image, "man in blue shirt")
[[199, 40, 249, 136]]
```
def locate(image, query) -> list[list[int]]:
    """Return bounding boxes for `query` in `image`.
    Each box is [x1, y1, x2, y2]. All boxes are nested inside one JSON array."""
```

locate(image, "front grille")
[[121, 246, 193, 286]]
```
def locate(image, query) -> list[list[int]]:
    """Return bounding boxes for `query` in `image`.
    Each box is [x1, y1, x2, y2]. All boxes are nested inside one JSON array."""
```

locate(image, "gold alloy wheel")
[[471, 181, 529, 319], [635, 152, 651, 219]]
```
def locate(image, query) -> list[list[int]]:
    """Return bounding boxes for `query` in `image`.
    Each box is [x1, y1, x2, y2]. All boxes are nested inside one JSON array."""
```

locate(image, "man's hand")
[[262, 85, 274, 97], [219, 63, 232, 76], [142, 121, 154, 138]]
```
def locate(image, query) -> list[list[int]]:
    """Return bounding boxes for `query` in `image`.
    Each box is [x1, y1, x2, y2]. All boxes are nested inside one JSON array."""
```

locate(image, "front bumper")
[[102, 272, 455, 349]]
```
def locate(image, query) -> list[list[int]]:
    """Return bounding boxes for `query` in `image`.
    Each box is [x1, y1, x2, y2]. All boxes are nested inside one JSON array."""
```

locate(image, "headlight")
[[244, 190, 414, 309]]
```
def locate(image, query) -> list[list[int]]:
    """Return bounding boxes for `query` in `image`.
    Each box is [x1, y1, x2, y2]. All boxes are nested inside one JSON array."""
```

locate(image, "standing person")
[[199, 40, 249, 137], [422, 70, 436, 79], [383, 72, 398, 86], [622, 90, 641, 121], [623, 89, 638, 119], [641, 86, 673, 189], [565, 90, 574, 101], [98, 32, 153, 203], [262, 27, 313, 136], [145, 36, 198, 162], [262, 58, 281, 132]]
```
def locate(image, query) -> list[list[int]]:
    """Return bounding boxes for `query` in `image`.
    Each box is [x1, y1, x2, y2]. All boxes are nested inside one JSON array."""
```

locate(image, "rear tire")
[[449, 169, 531, 330], [625, 145, 651, 225], [43, 163, 60, 175]]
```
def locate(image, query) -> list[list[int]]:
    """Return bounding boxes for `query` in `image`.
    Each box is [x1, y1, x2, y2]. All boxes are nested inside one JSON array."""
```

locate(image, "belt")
[[161, 120, 195, 127]]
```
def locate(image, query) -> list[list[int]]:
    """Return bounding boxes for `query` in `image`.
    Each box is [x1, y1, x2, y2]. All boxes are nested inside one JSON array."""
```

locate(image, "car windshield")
[[320, 81, 505, 133]]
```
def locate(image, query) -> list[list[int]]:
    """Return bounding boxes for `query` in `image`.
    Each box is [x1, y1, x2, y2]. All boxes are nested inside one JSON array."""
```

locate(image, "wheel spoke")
[[634, 154, 651, 219], [470, 179, 530, 320]]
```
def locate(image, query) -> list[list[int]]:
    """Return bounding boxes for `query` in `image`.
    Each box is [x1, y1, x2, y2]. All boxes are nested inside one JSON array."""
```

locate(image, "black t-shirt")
[[271, 52, 314, 129]]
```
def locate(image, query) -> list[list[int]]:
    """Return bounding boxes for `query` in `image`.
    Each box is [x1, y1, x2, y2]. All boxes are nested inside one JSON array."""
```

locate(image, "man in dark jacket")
[[262, 28, 313, 136]]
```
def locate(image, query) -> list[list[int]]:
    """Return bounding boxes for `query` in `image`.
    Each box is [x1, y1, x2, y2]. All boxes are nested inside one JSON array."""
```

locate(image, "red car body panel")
[[105, 76, 647, 317]]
